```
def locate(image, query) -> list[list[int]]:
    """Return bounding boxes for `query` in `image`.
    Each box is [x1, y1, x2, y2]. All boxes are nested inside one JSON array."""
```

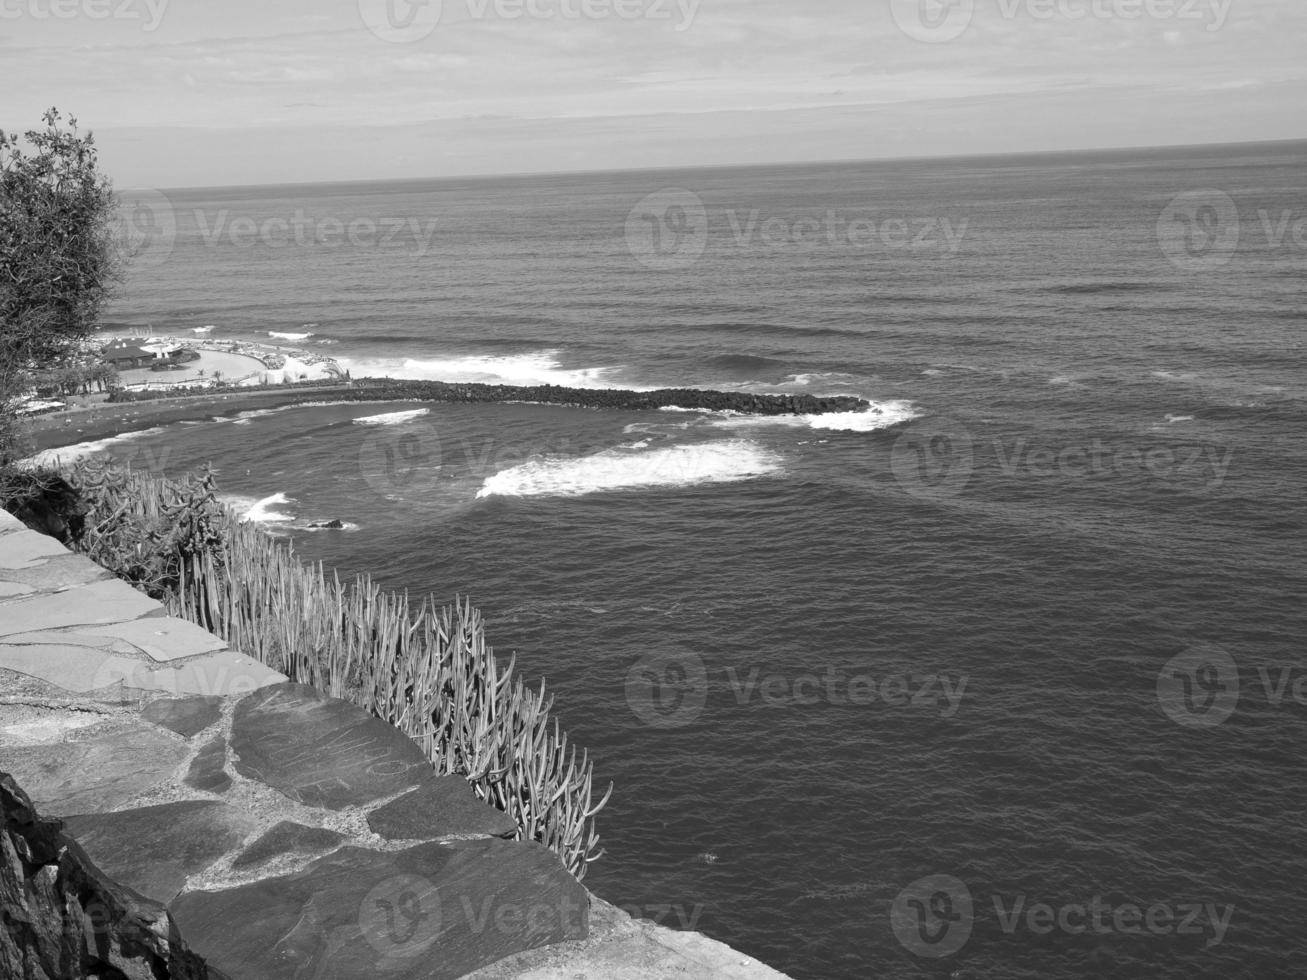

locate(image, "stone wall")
[[1, 773, 216, 980]]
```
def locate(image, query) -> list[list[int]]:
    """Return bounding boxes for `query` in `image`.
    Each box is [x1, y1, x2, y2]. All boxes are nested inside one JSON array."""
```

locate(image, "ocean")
[[83, 141, 1307, 978]]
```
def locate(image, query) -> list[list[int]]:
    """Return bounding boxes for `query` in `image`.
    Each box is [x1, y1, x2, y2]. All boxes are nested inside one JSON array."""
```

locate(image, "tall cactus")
[[64, 460, 610, 879]]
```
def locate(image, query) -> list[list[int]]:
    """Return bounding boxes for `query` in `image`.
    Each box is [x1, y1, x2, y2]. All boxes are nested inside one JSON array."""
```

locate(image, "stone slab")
[[0, 578, 164, 635], [0, 643, 134, 694], [83, 617, 228, 663], [232, 821, 345, 869], [0, 581, 34, 598], [64, 800, 258, 904], [170, 838, 588, 980], [231, 683, 432, 810], [463, 896, 792, 980], [2, 724, 189, 815], [143, 695, 225, 737], [368, 777, 518, 842], [0, 554, 108, 592], [0, 508, 22, 531], [184, 735, 233, 794], [0, 528, 69, 569], [98, 651, 287, 699]]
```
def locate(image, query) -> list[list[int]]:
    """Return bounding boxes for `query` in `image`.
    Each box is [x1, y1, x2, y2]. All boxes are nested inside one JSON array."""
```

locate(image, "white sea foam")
[[705, 400, 919, 434], [1165, 414, 1197, 424], [476, 440, 780, 499], [234, 492, 296, 524], [335, 350, 627, 390], [21, 427, 169, 468], [191, 325, 216, 334], [353, 408, 430, 426], [269, 331, 313, 341]]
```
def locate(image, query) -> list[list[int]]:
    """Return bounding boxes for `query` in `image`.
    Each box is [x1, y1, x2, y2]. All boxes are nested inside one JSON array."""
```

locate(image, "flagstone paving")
[[0, 507, 791, 978]]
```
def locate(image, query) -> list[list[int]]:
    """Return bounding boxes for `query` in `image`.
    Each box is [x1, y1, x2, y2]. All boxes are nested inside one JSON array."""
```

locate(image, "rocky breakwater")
[[345, 378, 870, 415], [0, 508, 793, 979]]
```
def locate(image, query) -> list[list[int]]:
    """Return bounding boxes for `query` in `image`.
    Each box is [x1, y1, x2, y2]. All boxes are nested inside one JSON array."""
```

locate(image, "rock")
[[184, 736, 232, 794], [143, 695, 225, 737], [0, 772, 220, 980], [232, 821, 345, 869], [63, 800, 257, 904], [3, 724, 190, 815], [170, 838, 588, 980], [368, 777, 518, 841], [306, 519, 346, 529], [230, 683, 432, 809], [0, 578, 164, 636]]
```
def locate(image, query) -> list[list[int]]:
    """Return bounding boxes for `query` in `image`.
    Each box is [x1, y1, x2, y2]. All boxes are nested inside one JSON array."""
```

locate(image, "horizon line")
[[121, 135, 1307, 195]]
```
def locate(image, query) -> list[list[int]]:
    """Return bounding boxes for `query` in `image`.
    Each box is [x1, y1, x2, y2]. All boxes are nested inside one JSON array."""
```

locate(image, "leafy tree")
[[1, 108, 120, 466]]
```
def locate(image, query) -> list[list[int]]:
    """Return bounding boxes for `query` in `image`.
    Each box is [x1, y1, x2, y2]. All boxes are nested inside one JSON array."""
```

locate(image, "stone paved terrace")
[[0, 507, 791, 979]]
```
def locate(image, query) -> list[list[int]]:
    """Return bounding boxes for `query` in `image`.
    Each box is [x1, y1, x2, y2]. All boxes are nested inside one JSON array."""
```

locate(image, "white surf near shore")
[[476, 440, 780, 498], [269, 331, 313, 341], [702, 399, 919, 433], [336, 349, 633, 390], [21, 428, 171, 468], [228, 492, 296, 524], [352, 408, 430, 426]]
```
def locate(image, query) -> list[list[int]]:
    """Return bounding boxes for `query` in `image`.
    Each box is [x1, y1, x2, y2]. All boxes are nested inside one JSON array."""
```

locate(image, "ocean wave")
[[191, 325, 216, 334], [706, 400, 919, 433], [269, 331, 313, 341], [1165, 414, 1197, 424], [352, 408, 430, 426], [335, 350, 628, 390], [476, 440, 781, 498], [230, 492, 296, 524], [21, 427, 170, 468]]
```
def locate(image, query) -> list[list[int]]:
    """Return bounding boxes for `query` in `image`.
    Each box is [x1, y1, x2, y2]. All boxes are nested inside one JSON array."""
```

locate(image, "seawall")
[[0, 507, 792, 979]]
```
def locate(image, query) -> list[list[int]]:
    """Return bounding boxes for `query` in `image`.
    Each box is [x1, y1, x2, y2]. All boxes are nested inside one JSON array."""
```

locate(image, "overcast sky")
[[2, 0, 1303, 188]]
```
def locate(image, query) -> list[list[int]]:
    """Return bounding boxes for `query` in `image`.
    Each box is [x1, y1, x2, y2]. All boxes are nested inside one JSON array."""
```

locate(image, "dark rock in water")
[[63, 800, 257, 904], [306, 519, 346, 529], [312, 377, 869, 416], [170, 838, 588, 980], [144, 695, 224, 737], [230, 682, 432, 809], [0, 773, 219, 979], [368, 776, 518, 841], [184, 735, 233, 794], [232, 821, 345, 869]]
